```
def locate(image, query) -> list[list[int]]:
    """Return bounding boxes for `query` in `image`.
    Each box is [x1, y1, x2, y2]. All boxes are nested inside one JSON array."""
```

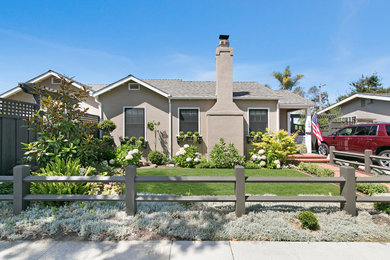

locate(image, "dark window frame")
[[248, 108, 269, 134], [178, 107, 200, 134], [123, 107, 145, 138]]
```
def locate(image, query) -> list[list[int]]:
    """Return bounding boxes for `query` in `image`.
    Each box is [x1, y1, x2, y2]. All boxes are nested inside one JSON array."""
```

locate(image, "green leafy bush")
[[98, 120, 116, 134], [195, 161, 217, 168], [23, 80, 101, 166], [148, 151, 166, 165], [356, 183, 389, 196], [210, 138, 245, 168], [173, 144, 201, 168], [244, 162, 261, 169], [298, 211, 319, 230], [250, 129, 298, 169], [102, 135, 114, 146], [297, 163, 335, 177], [0, 182, 12, 194], [115, 143, 142, 167], [31, 158, 93, 205], [374, 202, 390, 214]]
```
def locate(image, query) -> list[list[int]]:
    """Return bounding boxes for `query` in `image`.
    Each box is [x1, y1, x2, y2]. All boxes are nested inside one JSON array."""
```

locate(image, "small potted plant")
[[138, 137, 148, 148], [247, 131, 255, 143], [185, 131, 193, 142], [193, 131, 202, 143], [129, 136, 137, 145], [176, 131, 184, 142]]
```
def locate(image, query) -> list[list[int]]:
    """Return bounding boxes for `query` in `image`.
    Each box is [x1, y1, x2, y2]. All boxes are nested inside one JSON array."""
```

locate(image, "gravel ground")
[[1, 197, 389, 242]]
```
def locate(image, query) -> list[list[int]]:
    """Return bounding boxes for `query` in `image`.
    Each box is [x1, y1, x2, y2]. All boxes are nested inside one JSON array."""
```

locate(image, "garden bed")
[[1, 200, 389, 242]]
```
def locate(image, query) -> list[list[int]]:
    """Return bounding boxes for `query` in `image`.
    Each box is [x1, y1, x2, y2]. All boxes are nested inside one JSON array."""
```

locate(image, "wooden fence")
[[1, 165, 390, 217], [0, 98, 100, 175], [329, 146, 390, 174], [0, 98, 38, 175]]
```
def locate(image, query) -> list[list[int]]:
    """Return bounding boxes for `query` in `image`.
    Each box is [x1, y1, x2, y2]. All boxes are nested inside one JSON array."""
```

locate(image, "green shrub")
[[210, 138, 245, 168], [98, 120, 116, 134], [148, 151, 166, 165], [23, 81, 102, 166], [298, 211, 319, 230], [31, 158, 93, 205], [115, 143, 143, 167], [244, 162, 261, 169], [0, 182, 13, 194], [186, 131, 193, 137], [195, 162, 217, 168], [297, 162, 335, 177], [173, 144, 201, 168], [374, 202, 390, 214], [356, 183, 389, 196], [250, 129, 298, 169], [102, 135, 114, 146]]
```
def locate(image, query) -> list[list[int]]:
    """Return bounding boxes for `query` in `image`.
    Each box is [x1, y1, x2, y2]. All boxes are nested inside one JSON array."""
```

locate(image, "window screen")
[[179, 109, 199, 133], [249, 109, 268, 133], [125, 108, 145, 138]]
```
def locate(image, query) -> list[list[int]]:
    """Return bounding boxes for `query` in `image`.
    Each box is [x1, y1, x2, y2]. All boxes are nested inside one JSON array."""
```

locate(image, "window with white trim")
[[249, 109, 268, 133], [124, 108, 145, 138], [179, 108, 199, 133], [128, 83, 140, 90], [51, 77, 61, 84]]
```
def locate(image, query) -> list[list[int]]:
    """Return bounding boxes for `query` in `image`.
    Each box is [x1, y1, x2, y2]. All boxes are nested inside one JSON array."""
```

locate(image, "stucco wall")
[[99, 81, 170, 154], [340, 98, 390, 122], [171, 99, 216, 155], [4, 76, 100, 116], [279, 109, 288, 131]]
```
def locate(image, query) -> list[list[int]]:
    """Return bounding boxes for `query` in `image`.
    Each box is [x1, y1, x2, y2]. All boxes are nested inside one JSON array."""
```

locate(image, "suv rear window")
[[386, 125, 390, 136]]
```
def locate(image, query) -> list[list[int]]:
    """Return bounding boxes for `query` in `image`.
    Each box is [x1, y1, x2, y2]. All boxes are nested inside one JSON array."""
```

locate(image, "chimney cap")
[[219, 35, 229, 40]]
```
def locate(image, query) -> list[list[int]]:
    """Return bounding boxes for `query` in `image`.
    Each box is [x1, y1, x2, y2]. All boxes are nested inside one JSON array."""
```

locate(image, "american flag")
[[312, 113, 323, 145]]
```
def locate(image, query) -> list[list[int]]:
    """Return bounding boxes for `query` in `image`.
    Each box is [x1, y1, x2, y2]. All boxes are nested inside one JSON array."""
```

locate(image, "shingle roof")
[[275, 90, 314, 106]]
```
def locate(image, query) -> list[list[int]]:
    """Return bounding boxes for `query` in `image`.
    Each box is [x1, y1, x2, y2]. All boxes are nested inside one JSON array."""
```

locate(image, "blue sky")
[[0, 0, 389, 103]]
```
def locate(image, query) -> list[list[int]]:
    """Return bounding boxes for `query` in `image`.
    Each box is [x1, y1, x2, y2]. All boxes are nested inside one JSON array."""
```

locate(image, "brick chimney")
[[208, 35, 242, 115]]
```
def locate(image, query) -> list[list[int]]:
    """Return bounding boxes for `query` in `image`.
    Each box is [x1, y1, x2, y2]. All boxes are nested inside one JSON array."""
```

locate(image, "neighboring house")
[[1, 35, 314, 157], [318, 93, 390, 123]]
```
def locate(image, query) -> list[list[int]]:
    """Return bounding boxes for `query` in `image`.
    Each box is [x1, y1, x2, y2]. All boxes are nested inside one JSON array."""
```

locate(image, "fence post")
[[125, 165, 137, 216], [339, 166, 357, 216], [329, 146, 335, 164], [13, 165, 30, 215], [364, 149, 372, 174], [235, 165, 245, 217]]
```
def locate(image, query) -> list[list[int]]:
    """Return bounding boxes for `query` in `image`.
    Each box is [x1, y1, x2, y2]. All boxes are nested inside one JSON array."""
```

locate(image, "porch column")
[[305, 107, 312, 153]]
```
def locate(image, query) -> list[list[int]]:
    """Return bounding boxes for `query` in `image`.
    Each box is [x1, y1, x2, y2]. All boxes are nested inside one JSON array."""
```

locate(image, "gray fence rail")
[[2, 165, 390, 217], [329, 146, 390, 174]]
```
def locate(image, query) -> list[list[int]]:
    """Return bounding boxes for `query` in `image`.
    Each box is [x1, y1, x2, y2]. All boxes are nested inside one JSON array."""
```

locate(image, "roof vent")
[[219, 35, 230, 47]]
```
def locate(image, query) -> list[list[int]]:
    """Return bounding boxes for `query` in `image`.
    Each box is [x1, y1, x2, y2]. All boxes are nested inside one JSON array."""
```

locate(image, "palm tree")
[[272, 66, 304, 91]]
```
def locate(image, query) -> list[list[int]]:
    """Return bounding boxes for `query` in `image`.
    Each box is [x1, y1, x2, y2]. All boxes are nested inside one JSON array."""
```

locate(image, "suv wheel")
[[378, 150, 390, 167], [318, 143, 329, 156]]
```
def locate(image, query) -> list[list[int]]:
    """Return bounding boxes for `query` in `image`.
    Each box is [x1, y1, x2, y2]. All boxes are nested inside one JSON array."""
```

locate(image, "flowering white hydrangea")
[[186, 157, 192, 162], [260, 155, 266, 160], [273, 160, 280, 165], [259, 161, 266, 167], [109, 159, 115, 165], [125, 153, 133, 160], [194, 157, 200, 162], [258, 149, 265, 155], [184, 144, 190, 148], [251, 154, 258, 160], [276, 164, 281, 169], [195, 152, 201, 158], [128, 149, 139, 155]]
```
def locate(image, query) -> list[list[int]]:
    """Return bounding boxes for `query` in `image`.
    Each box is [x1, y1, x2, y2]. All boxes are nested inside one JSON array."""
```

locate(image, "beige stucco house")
[[1, 35, 314, 158], [319, 93, 390, 123]]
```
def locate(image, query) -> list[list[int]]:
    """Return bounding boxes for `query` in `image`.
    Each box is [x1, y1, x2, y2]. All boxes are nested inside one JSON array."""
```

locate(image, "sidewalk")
[[0, 240, 389, 260]]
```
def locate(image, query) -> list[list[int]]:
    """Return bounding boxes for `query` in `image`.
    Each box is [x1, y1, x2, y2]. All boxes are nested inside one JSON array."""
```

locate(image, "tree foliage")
[[23, 78, 101, 166], [308, 85, 329, 110], [336, 73, 390, 102], [272, 66, 305, 93]]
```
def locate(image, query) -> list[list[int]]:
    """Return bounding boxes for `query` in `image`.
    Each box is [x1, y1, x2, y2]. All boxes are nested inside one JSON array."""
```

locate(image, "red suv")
[[318, 123, 390, 167]]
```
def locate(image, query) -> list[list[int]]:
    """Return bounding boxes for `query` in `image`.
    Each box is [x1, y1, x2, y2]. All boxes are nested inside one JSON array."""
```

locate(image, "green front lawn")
[[137, 168, 340, 196]]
